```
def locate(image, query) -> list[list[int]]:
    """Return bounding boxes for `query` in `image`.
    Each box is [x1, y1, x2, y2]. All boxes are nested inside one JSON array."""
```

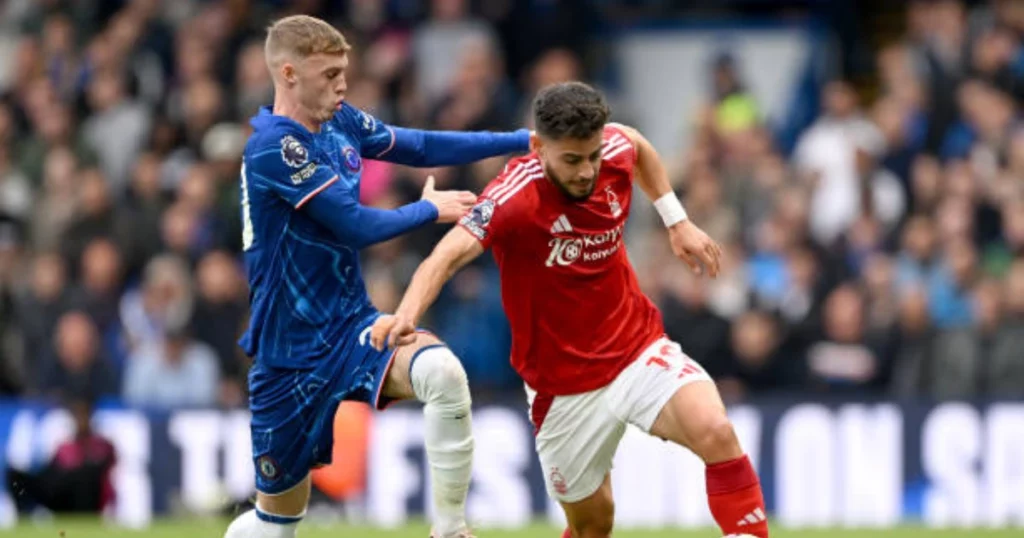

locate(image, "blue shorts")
[[248, 321, 433, 495]]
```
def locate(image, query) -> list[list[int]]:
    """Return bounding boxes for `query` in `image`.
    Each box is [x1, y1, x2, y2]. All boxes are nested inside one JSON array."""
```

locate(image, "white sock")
[[223, 507, 302, 538], [410, 345, 474, 537]]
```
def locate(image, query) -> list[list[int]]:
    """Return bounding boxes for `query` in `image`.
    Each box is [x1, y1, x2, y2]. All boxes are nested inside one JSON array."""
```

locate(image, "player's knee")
[[410, 345, 470, 408], [565, 484, 615, 538], [570, 511, 614, 538], [691, 415, 740, 462]]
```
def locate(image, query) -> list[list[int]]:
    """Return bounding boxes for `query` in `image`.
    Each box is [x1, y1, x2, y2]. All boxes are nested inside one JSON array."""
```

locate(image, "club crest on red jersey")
[[550, 467, 568, 495], [605, 186, 622, 218]]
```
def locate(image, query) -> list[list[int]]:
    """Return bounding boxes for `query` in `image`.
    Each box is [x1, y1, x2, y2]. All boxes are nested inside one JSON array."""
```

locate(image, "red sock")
[[706, 455, 768, 538]]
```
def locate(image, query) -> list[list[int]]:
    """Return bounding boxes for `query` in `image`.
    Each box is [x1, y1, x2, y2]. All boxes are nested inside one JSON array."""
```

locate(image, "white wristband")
[[653, 192, 688, 227]]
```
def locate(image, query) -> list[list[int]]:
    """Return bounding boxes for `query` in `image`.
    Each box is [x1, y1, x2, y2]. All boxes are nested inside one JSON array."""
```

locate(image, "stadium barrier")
[[0, 399, 1022, 529]]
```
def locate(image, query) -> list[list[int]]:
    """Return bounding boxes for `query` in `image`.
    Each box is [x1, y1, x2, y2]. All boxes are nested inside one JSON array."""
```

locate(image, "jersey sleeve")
[[603, 123, 638, 175], [333, 102, 394, 159], [248, 128, 339, 209]]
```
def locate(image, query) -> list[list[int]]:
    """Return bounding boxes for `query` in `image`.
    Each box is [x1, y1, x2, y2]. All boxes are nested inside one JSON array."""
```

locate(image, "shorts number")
[[646, 344, 704, 379], [240, 162, 254, 251]]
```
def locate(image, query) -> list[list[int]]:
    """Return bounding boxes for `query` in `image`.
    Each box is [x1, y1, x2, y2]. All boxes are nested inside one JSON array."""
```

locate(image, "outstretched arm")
[[377, 127, 531, 167], [340, 102, 530, 167], [303, 175, 475, 249], [369, 226, 485, 349], [303, 178, 438, 249], [617, 124, 723, 277]]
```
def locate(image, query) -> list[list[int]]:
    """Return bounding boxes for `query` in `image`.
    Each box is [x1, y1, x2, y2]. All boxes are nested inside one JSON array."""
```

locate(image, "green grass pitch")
[[4, 519, 1023, 538]]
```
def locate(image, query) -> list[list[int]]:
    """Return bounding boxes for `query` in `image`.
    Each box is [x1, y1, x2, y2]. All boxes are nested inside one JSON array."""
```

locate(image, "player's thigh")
[[561, 473, 615, 538], [528, 385, 625, 504], [255, 473, 311, 517], [649, 379, 742, 463], [380, 331, 446, 401], [248, 362, 341, 497], [610, 337, 741, 463], [633, 340, 742, 463]]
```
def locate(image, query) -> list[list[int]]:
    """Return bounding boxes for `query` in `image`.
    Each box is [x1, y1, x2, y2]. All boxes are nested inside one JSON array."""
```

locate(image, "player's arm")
[[617, 124, 724, 277], [252, 131, 473, 249], [304, 176, 477, 248], [338, 103, 530, 167], [614, 123, 675, 204], [302, 181, 438, 249], [369, 226, 484, 350]]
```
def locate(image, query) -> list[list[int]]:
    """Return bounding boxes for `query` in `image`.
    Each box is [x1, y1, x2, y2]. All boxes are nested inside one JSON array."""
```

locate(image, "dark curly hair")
[[532, 82, 610, 140]]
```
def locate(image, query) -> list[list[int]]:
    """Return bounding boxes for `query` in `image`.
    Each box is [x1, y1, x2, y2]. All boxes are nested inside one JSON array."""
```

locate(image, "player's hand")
[[421, 176, 477, 223], [369, 314, 416, 351], [668, 220, 722, 278]]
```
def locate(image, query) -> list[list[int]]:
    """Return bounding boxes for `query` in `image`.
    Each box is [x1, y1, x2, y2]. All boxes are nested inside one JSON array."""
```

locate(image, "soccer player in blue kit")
[[223, 15, 530, 538]]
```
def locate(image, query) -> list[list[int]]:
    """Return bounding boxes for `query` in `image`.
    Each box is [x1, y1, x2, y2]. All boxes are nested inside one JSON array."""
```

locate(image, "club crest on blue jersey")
[[342, 146, 361, 172], [280, 135, 309, 168], [257, 455, 280, 481]]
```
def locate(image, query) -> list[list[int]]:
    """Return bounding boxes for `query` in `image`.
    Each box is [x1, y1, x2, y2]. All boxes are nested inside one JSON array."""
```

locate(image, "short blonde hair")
[[265, 15, 350, 66]]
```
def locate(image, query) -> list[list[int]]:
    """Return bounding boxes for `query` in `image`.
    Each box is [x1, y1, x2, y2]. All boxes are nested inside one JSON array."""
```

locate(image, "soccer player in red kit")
[[370, 82, 769, 538]]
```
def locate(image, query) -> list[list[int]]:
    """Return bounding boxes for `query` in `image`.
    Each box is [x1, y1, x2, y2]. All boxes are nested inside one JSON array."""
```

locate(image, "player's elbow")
[[390, 128, 430, 166], [422, 250, 458, 281]]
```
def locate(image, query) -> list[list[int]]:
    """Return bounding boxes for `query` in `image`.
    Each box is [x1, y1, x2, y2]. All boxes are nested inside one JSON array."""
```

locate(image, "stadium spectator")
[[16, 252, 75, 389], [81, 68, 151, 193], [122, 322, 220, 410], [39, 310, 118, 401], [72, 237, 127, 365], [5, 395, 117, 515], [0, 217, 26, 395], [190, 250, 248, 407]]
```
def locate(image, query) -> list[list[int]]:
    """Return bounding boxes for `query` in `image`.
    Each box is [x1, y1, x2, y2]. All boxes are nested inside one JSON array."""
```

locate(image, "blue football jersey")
[[238, 104, 396, 369]]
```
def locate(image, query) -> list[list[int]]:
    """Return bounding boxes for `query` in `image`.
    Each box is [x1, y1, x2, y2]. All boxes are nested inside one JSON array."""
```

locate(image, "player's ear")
[[529, 132, 542, 154], [281, 62, 298, 86]]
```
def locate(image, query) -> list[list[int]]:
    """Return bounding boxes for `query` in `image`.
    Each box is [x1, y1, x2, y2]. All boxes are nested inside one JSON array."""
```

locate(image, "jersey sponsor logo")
[[546, 237, 582, 266], [343, 146, 361, 172], [545, 223, 625, 267], [461, 198, 495, 240], [289, 162, 318, 184], [280, 135, 309, 168]]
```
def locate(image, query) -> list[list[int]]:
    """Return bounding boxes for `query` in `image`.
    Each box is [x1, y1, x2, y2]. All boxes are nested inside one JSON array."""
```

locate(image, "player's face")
[[294, 52, 348, 124], [535, 131, 604, 200]]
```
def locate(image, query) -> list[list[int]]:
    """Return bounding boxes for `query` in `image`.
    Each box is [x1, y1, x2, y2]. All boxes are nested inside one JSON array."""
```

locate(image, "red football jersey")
[[458, 124, 664, 396]]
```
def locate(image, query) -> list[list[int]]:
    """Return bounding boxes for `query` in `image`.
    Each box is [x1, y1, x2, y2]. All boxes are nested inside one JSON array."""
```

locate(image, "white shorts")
[[524, 336, 712, 503]]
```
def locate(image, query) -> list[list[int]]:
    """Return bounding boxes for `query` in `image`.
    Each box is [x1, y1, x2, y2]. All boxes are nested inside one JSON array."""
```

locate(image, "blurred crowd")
[[0, 0, 1022, 411], [657, 0, 1024, 401]]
